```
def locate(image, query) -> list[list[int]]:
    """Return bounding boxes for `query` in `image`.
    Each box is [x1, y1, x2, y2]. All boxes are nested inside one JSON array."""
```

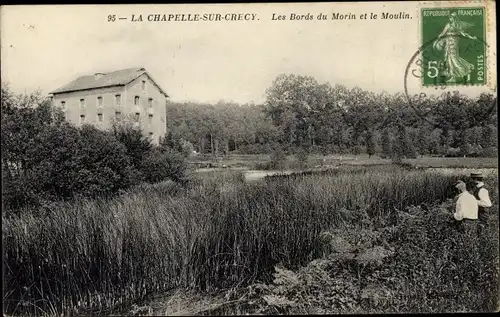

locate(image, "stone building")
[[49, 67, 168, 144]]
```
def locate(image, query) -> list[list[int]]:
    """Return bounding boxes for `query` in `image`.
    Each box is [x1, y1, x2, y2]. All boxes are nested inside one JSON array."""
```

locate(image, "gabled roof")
[[50, 67, 169, 97]]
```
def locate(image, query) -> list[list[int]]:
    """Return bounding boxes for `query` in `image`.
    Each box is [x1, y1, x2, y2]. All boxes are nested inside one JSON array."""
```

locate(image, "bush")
[[479, 147, 498, 158], [140, 148, 188, 184], [269, 144, 287, 170], [180, 139, 195, 158], [160, 132, 193, 158], [2, 123, 138, 211], [295, 147, 309, 169], [445, 147, 462, 157], [111, 121, 153, 169]]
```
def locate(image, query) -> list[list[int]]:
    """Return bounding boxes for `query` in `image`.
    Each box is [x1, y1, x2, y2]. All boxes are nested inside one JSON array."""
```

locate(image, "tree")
[[343, 88, 385, 143], [352, 135, 363, 159], [393, 123, 416, 161], [440, 129, 453, 152], [480, 124, 496, 148], [2, 97, 137, 211], [381, 128, 393, 159], [414, 128, 428, 157], [366, 130, 377, 158], [428, 129, 442, 155], [1, 85, 65, 178], [110, 119, 153, 171], [163, 78, 496, 158], [161, 131, 183, 153], [456, 128, 472, 157], [264, 74, 335, 149]]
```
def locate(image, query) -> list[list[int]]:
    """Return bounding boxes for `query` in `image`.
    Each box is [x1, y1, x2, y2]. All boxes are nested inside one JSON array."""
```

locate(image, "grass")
[[2, 166, 498, 315], [189, 153, 498, 170], [234, 192, 500, 314]]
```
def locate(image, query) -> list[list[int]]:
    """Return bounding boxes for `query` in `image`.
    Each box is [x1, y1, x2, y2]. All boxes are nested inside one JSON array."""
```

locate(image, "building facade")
[[49, 68, 168, 144]]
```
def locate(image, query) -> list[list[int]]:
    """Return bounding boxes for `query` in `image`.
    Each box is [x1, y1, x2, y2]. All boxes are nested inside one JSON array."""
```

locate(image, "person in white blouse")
[[452, 180, 479, 236], [454, 181, 478, 221]]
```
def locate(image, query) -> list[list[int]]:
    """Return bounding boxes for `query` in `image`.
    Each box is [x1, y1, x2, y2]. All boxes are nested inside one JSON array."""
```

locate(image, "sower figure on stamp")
[[432, 12, 477, 83], [453, 180, 478, 236], [470, 172, 492, 231]]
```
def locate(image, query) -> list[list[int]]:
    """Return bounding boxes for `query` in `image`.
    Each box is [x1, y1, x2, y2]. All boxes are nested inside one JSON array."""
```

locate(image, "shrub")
[[160, 132, 193, 158], [139, 148, 188, 184], [445, 147, 462, 157], [2, 123, 138, 211], [111, 121, 153, 169], [269, 143, 287, 170], [479, 146, 498, 158], [295, 147, 309, 169]]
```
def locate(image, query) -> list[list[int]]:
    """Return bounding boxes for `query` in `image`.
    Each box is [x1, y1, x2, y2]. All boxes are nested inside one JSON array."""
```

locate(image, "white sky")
[[1, 2, 496, 104]]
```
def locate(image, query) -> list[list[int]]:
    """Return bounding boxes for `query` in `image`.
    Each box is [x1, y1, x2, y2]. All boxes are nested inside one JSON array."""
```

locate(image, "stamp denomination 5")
[[421, 7, 486, 87]]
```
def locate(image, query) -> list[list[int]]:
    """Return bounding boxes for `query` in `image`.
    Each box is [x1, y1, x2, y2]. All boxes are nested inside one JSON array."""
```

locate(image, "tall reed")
[[2, 167, 466, 315]]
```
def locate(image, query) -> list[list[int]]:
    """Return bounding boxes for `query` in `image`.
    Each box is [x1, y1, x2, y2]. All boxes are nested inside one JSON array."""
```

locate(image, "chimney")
[[94, 72, 105, 80]]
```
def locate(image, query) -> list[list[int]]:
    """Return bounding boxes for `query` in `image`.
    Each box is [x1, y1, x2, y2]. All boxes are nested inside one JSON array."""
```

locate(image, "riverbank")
[[188, 154, 498, 171], [3, 166, 498, 315]]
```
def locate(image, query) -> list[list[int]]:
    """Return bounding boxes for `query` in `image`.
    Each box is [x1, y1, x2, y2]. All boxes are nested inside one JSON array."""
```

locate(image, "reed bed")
[[2, 166, 473, 315]]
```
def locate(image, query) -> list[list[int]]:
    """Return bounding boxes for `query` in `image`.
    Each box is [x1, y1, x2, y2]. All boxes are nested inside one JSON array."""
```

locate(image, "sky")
[[1, 2, 497, 104]]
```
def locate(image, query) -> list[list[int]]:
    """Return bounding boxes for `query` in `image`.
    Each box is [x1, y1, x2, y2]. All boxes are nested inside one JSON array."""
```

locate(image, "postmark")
[[401, 2, 496, 128], [420, 7, 486, 87], [403, 35, 495, 128]]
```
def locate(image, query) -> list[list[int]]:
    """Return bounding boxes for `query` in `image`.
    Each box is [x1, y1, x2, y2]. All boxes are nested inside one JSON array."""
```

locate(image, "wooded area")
[[167, 74, 498, 159]]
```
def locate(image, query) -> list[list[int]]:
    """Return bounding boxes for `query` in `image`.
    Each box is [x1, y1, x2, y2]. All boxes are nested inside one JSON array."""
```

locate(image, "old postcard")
[[1, 1, 498, 316]]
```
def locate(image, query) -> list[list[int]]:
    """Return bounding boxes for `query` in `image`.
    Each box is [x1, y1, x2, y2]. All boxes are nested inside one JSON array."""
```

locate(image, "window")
[[134, 96, 140, 105], [115, 111, 122, 121], [60, 101, 66, 110], [148, 98, 153, 108], [80, 99, 85, 109], [79, 114, 85, 124], [148, 114, 153, 123], [135, 112, 140, 122], [97, 96, 103, 107], [97, 113, 103, 122], [142, 80, 146, 91], [115, 94, 121, 105]]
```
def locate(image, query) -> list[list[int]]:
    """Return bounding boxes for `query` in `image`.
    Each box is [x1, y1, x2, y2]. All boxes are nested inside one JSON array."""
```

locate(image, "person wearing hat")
[[470, 172, 492, 225], [453, 180, 479, 235]]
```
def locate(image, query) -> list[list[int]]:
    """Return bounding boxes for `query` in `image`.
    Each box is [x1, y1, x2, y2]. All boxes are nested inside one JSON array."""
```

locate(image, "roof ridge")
[[49, 67, 167, 97], [92, 67, 146, 75]]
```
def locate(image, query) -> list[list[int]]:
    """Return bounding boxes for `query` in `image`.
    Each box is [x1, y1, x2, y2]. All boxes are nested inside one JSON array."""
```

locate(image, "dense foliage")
[[1, 85, 187, 213], [167, 74, 497, 158]]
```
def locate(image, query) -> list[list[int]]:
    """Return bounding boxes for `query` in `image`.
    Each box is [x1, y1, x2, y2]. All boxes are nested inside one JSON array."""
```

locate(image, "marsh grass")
[[1, 166, 481, 315]]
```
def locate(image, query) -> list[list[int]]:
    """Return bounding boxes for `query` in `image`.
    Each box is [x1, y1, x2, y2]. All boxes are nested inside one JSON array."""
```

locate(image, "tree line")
[[167, 74, 497, 159]]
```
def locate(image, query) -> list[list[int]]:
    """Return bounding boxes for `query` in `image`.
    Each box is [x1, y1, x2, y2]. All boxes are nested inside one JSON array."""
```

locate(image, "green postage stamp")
[[421, 7, 486, 86]]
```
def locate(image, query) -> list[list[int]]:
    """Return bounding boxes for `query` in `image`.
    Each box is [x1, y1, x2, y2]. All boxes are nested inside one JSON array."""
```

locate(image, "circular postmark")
[[403, 33, 496, 128]]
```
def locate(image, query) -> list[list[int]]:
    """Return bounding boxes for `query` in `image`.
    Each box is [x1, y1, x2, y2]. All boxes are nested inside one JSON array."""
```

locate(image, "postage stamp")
[[421, 7, 486, 86]]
